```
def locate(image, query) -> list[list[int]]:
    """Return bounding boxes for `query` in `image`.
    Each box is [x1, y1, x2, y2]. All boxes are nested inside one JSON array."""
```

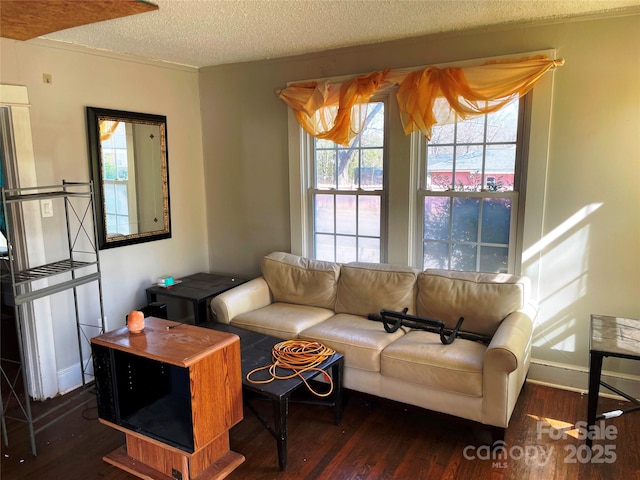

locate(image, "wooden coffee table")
[[205, 322, 344, 470], [145, 273, 246, 325]]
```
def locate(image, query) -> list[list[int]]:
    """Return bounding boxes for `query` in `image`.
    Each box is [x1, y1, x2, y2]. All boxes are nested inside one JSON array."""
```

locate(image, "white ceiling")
[[40, 0, 640, 68]]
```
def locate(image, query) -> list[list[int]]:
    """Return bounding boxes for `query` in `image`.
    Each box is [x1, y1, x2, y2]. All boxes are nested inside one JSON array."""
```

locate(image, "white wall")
[[1, 38, 206, 395], [199, 14, 640, 390]]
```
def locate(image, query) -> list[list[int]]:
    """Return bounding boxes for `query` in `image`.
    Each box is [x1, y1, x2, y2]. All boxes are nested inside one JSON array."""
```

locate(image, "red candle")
[[127, 310, 145, 334]]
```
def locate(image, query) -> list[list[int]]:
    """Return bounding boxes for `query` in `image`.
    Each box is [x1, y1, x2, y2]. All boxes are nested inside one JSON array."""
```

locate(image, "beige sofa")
[[211, 252, 536, 440]]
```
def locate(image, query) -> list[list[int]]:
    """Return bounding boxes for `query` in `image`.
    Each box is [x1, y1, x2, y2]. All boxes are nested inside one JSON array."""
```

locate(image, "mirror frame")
[[86, 106, 171, 249]]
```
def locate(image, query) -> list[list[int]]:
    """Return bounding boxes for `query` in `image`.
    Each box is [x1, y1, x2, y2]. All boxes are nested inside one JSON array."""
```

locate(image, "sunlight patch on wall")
[[529, 203, 603, 356], [523, 203, 602, 263]]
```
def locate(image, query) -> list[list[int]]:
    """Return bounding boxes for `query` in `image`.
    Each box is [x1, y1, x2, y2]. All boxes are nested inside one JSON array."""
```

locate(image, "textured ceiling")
[[33, 0, 640, 68]]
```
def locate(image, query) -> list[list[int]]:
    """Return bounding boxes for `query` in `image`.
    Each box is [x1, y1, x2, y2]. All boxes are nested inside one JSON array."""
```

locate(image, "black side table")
[[586, 314, 640, 447], [145, 272, 247, 325]]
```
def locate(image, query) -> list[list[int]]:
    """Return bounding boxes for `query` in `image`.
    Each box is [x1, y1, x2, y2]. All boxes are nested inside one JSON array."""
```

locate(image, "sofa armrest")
[[210, 277, 273, 324], [485, 304, 535, 374], [482, 303, 536, 427]]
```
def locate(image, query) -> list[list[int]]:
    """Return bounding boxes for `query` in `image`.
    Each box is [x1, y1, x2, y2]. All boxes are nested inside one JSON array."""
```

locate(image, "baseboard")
[[57, 362, 96, 395], [57, 363, 83, 395], [528, 359, 640, 400]]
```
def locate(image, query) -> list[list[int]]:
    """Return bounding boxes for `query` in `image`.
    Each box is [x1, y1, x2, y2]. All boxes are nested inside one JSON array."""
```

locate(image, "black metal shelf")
[[2, 182, 93, 203], [11, 258, 96, 284], [1, 181, 105, 456]]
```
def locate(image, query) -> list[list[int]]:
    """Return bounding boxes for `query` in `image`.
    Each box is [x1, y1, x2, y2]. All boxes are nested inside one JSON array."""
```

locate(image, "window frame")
[[414, 94, 532, 273], [305, 96, 389, 263], [100, 121, 139, 236]]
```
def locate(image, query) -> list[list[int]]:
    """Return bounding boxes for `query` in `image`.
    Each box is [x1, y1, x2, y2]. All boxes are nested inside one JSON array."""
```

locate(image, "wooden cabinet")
[[91, 317, 244, 479]]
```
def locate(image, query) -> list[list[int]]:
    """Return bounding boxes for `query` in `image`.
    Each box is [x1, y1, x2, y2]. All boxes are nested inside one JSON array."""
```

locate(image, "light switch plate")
[[40, 199, 53, 217]]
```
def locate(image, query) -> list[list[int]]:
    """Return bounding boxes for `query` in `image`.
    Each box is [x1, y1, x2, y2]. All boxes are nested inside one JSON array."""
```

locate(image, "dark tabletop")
[[204, 322, 343, 399], [146, 273, 247, 302]]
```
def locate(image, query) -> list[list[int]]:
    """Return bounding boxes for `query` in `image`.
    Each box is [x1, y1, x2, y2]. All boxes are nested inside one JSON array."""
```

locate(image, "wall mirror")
[[86, 107, 171, 249]]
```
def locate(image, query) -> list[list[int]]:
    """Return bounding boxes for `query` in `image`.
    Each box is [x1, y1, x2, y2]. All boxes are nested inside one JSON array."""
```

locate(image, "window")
[[418, 97, 526, 273], [309, 101, 386, 263], [303, 96, 528, 272], [289, 51, 555, 276], [100, 122, 137, 236]]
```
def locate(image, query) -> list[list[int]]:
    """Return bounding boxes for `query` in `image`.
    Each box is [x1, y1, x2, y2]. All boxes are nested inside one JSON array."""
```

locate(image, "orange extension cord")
[[246, 340, 336, 398]]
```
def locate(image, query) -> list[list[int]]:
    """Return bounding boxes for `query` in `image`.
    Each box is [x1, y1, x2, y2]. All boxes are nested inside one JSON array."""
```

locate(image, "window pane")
[[116, 149, 128, 180], [358, 149, 383, 189], [316, 138, 334, 149], [358, 196, 380, 237], [104, 183, 116, 213], [456, 115, 485, 144], [452, 197, 479, 242], [115, 183, 128, 214], [427, 146, 453, 191], [102, 152, 116, 180], [113, 132, 127, 149], [423, 241, 449, 269], [480, 246, 508, 273], [315, 233, 335, 262], [315, 149, 336, 188], [106, 213, 117, 234], [430, 121, 454, 144], [360, 102, 384, 147], [314, 194, 334, 233], [336, 148, 358, 190], [451, 243, 477, 271], [359, 237, 380, 263], [115, 216, 130, 235], [336, 235, 356, 263], [336, 195, 356, 235], [486, 100, 519, 143], [454, 145, 483, 192], [481, 198, 511, 245], [424, 197, 450, 241], [485, 144, 515, 191]]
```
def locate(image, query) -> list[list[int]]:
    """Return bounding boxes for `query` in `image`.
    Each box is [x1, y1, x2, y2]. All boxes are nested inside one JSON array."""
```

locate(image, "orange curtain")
[[99, 120, 120, 141], [277, 55, 564, 146], [280, 70, 391, 146]]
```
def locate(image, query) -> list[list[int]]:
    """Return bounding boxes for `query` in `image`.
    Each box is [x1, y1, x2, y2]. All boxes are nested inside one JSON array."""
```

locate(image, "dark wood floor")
[[1, 380, 638, 480]]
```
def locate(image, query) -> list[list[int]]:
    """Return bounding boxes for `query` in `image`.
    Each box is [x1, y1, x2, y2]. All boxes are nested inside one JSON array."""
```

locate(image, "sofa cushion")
[[335, 262, 417, 317], [381, 330, 486, 397], [300, 313, 405, 372], [416, 269, 529, 337], [231, 302, 334, 340], [261, 252, 340, 310]]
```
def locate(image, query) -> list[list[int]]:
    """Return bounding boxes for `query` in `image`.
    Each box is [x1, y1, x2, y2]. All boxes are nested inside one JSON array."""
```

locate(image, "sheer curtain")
[[278, 55, 564, 146]]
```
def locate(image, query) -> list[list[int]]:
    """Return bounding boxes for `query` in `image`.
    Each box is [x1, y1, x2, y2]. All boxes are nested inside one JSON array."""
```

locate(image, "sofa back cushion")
[[416, 269, 529, 337], [261, 252, 340, 310], [335, 262, 417, 317]]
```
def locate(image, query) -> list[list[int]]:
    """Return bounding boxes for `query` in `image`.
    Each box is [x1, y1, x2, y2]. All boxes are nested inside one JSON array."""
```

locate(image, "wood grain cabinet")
[[91, 317, 244, 480]]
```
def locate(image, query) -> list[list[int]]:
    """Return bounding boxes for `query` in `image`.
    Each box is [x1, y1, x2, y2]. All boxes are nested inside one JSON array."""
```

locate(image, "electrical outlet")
[[43, 73, 52, 84]]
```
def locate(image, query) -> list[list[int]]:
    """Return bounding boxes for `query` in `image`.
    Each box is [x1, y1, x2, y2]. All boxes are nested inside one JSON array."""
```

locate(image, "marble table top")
[[590, 314, 640, 359]]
